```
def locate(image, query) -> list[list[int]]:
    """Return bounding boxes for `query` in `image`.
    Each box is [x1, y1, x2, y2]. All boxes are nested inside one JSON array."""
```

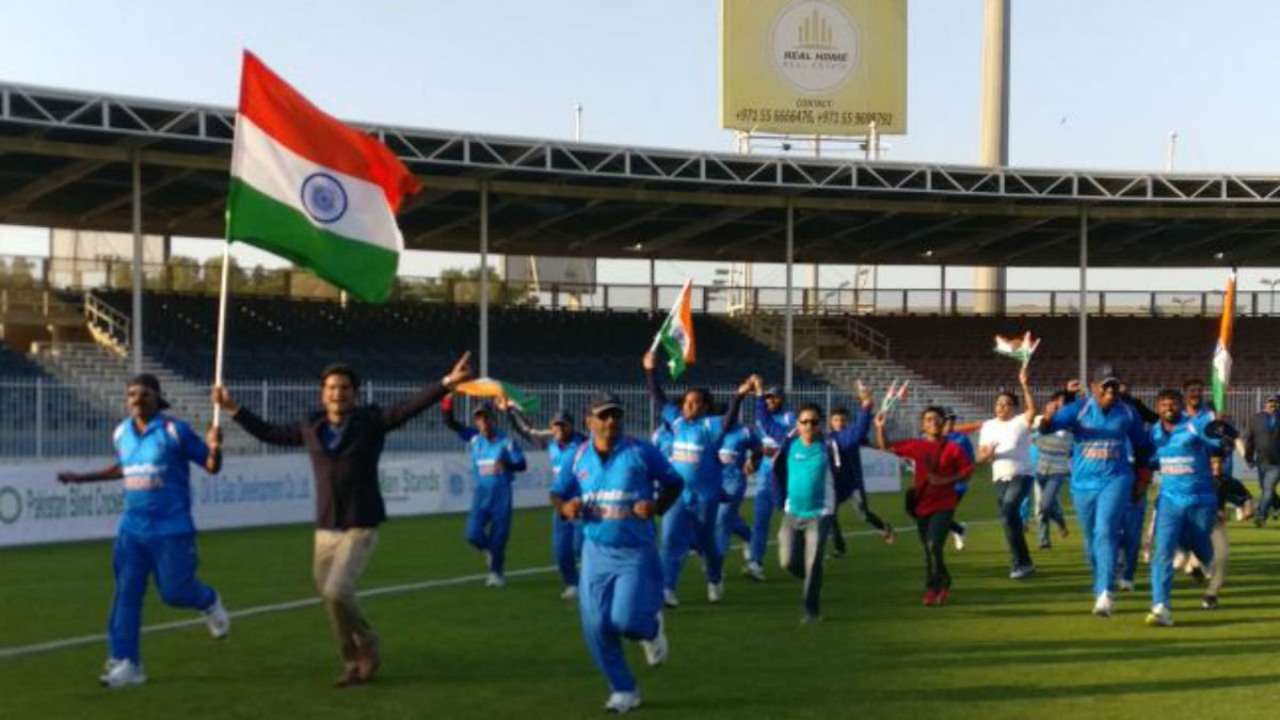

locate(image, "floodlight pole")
[[785, 200, 795, 393], [130, 150, 143, 375], [479, 180, 490, 377], [976, 0, 1010, 315], [1079, 205, 1089, 386]]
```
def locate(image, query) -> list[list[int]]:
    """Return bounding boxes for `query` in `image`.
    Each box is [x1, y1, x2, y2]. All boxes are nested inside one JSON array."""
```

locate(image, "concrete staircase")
[[732, 313, 988, 433]]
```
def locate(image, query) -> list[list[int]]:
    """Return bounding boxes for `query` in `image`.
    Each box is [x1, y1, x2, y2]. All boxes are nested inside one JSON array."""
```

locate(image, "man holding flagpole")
[[209, 50, 465, 687]]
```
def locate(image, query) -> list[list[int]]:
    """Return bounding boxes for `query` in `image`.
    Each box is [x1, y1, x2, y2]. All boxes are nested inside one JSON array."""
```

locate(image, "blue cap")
[[550, 410, 574, 426], [764, 385, 785, 398]]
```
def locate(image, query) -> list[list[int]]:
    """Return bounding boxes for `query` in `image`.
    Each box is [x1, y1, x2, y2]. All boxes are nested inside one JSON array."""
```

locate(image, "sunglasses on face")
[[594, 409, 623, 421], [797, 418, 820, 426]]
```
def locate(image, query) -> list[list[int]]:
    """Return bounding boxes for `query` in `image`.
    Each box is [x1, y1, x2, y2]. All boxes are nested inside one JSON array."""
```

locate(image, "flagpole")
[[212, 237, 232, 427]]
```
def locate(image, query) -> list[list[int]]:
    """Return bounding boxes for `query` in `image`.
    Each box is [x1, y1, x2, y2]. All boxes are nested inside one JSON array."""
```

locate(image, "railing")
[[83, 292, 130, 354], [0, 253, 1269, 318], [7, 375, 1273, 459], [0, 378, 861, 459]]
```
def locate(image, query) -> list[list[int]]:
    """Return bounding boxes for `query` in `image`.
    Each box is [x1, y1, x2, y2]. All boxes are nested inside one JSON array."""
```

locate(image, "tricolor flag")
[[227, 51, 421, 303], [651, 279, 696, 379], [454, 378, 541, 413], [994, 331, 1041, 368], [1211, 271, 1236, 412]]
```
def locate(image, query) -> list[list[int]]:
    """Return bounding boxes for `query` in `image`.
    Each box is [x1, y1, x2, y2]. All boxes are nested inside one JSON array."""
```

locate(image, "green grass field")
[[4, 477, 1280, 720]]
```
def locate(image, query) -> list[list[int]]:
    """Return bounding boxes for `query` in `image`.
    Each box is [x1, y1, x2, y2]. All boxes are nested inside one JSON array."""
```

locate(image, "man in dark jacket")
[[211, 352, 472, 686], [1243, 394, 1280, 527]]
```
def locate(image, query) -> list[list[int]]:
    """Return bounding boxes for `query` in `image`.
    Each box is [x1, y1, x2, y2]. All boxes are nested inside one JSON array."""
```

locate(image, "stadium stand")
[[855, 315, 1280, 387], [92, 290, 820, 386]]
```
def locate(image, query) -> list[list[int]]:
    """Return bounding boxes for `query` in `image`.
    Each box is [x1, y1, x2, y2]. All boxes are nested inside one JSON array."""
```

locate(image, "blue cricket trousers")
[[578, 540, 663, 693], [466, 480, 513, 575], [110, 530, 217, 663]]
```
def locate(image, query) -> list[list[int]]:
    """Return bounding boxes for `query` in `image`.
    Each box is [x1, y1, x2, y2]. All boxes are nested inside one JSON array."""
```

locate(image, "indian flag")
[[652, 279, 696, 379], [454, 378, 541, 413], [994, 331, 1040, 366], [227, 51, 421, 303], [1211, 271, 1236, 412]]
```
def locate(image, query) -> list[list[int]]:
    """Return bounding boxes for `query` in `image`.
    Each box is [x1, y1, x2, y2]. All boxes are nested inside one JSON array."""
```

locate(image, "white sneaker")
[[1092, 592, 1114, 618], [100, 659, 146, 688], [742, 561, 766, 582], [1117, 579, 1135, 592], [662, 589, 680, 608], [707, 582, 723, 603], [485, 573, 506, 588], [604, 691, 642, 714], [98, 658, 123, 684], [640, 612, 668, 667], [952, 524, 967, 551], [560, 585, 578, 600], [1009, 565, 1036, 580], [203, 593, 230, 639], [1145, 603, 1174, 627]]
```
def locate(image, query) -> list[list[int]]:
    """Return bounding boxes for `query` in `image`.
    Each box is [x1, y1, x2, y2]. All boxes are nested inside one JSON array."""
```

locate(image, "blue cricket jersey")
[[1151, 413, 1220, 504], [718, 425, 761, 499], [553, 437, 684, 548], [455, 428, 528, 485], [755, 397, 797, 478], [829, 405, 873, 493], [1044, 397, 1151, 492], [548, 432, 588, 478], [659, 403, 735, 501], [113, 414, 210, 537]]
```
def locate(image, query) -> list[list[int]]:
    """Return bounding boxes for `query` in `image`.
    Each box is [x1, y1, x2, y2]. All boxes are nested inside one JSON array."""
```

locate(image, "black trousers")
[[917, 510, 955, 591]]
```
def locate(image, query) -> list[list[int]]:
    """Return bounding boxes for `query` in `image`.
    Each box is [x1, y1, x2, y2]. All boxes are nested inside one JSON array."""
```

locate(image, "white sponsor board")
[[0, 448, 899, 548]]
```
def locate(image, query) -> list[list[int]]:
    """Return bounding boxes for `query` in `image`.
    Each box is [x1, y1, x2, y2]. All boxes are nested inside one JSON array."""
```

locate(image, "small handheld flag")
[[1211, 272, 1236, 412], [650, 279, 697, 379], [880, 379, 909, 415], [994, 331, 1041, 369], [454, 378, 541, 413]]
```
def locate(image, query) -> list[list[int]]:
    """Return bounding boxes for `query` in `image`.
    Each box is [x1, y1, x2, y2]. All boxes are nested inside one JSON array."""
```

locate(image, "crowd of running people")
[[61, 351, 1280, 714]]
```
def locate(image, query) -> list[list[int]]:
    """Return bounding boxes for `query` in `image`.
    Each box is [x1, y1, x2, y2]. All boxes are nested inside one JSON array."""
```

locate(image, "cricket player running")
[[504, 401, 588, 599], [1145, 388, 1225, 627], [827, 382, 896, 556], [443, 396, 528, 587], [642, 351, 752, 607], [552, 391, 684, 714], [57, 374, 229, 689], [1040, 365, 1152, 617], [714, 423, 762, 561], [746, 382, 797, 580]]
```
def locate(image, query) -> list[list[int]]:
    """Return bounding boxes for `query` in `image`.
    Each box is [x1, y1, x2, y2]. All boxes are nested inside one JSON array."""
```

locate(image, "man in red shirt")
[[875, 406, 974, 606]]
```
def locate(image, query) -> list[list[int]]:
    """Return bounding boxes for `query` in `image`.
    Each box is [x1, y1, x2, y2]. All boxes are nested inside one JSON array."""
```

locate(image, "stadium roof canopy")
[[3, 80, 1280, 267]]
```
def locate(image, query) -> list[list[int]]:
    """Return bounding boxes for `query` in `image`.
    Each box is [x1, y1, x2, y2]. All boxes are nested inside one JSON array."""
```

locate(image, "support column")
[[785, 201, 795, 393], [1079, 206, 1089, 385], [479, 181, 490, 377], [648, 258, 657, 316], [975, 0, 1010, 316], [131, 151, 143, 375]]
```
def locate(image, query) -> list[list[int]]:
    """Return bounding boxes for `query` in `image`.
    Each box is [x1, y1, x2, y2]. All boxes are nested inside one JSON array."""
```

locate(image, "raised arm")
[[873, 412, 890, 450], [214, 385, 304, 447], [503, 404, 553, 448], [440, 394, 471, 439], [1019, 366, 1037, 422], [381, 352, 472, 431], [642, 351, 670, 415], [714, 376, 755, 441]]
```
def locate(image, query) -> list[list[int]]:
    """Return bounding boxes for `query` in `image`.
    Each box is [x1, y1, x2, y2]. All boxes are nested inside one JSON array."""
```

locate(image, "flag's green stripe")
[[227, 178, 397, 303], [500, 382, 540, 413], [660, 334, 687, 379]]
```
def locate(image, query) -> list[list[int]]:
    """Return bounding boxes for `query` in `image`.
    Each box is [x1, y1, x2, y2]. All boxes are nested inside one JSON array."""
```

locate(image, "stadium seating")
[[92, 290, 819, 386], [856, 315, 1280, 388]]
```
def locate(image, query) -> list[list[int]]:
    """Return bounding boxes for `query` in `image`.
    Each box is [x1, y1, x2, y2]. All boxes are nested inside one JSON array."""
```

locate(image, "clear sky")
[[3, 0, 1278, 291]]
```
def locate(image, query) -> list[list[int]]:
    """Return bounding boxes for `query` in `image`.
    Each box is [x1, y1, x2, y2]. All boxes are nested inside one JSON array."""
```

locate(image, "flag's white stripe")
[[231, 114, 403, 253]]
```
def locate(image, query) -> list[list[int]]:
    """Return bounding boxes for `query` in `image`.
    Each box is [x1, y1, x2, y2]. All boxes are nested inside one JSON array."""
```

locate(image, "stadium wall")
[[0, 449, 905, 547]]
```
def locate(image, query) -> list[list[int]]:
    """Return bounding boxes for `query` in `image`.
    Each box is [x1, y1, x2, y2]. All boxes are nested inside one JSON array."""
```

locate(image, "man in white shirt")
[[977, 367, 1038, 580]]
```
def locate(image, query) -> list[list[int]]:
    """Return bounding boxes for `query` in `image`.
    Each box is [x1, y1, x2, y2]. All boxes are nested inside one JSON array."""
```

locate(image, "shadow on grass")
[[874, 636, 1280, 670]]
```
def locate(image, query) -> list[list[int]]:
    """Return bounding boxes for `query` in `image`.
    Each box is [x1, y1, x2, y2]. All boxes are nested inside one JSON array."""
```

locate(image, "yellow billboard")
[[721, 0, 907, 136]]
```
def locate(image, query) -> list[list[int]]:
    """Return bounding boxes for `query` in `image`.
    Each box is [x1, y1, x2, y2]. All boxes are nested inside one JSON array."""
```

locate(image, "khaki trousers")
[[314, 528, 379, 668]]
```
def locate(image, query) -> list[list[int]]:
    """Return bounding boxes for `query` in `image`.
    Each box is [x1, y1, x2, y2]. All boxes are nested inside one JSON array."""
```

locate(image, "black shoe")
[[1190, 567, 1208, 587], [829, 546, 847, 559], [1201, 595, 1219, 610]]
